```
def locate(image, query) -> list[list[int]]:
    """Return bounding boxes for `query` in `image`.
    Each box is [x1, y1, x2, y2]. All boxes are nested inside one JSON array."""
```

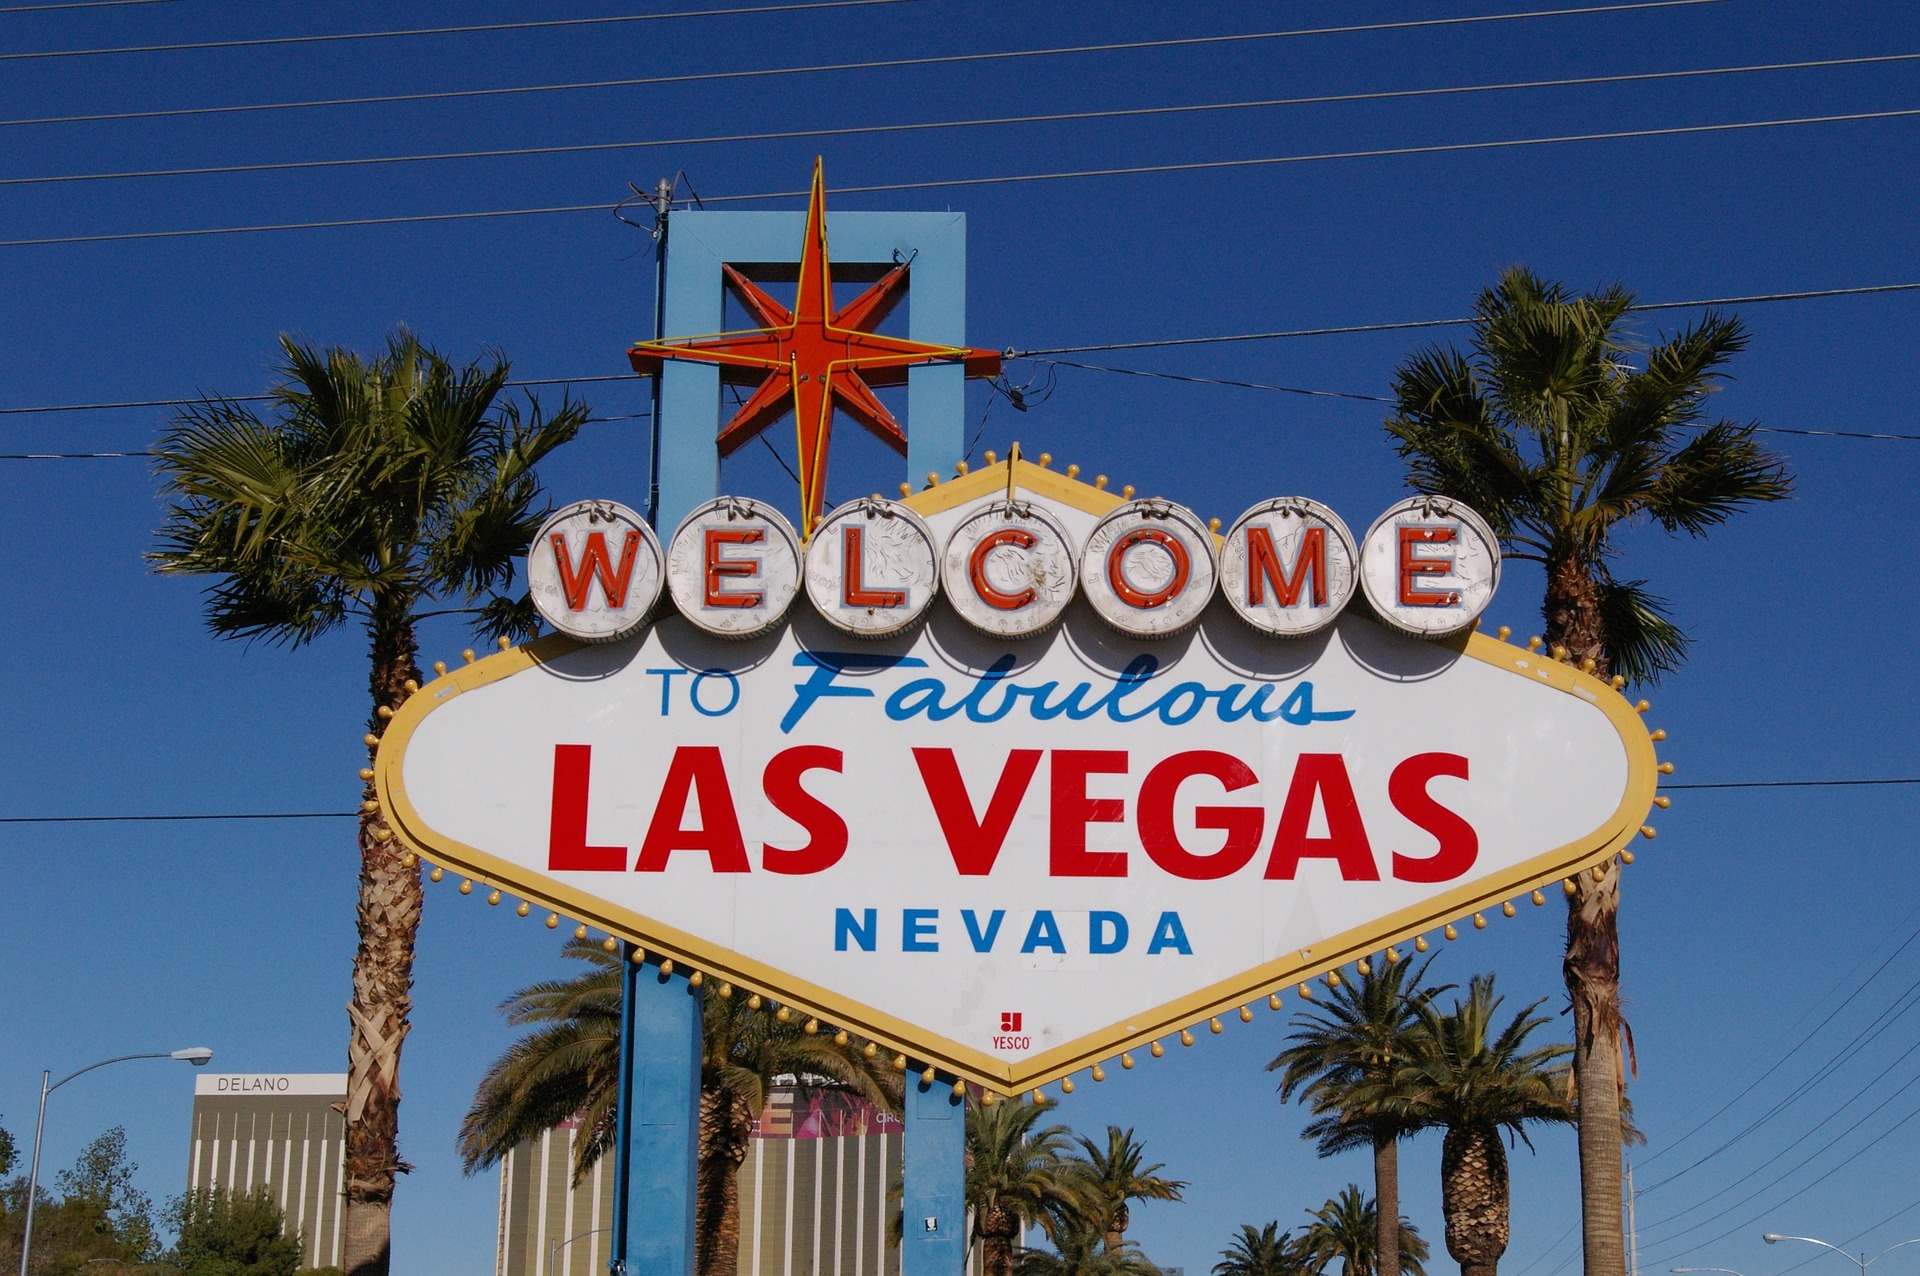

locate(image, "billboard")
[[375, 458, 1658, 1095]]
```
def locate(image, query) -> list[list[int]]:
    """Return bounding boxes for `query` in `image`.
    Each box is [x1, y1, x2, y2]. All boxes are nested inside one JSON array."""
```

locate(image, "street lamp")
[[17, 1047, 214, 1276], [1763, 1235, 1920, 1276], [549, 1226, 612, 1275], [1673, 1268, 1748, 1276]]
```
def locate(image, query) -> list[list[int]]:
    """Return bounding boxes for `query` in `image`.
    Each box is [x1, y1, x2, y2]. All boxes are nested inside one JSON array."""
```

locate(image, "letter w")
[[551, 530, 643, 610], [913, 749, 1042, 876]]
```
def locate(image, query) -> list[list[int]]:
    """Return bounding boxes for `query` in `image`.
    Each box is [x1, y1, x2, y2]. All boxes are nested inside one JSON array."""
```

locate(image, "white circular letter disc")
[[1358, 496, 1502, 637], [1218, 497, 1357, 637], [1079, 499, 1218, 637], [941, 501, 1079, 638], [527, 500, 663, 643], [805, 498, 940, 638], [665, 496, 802, 638]]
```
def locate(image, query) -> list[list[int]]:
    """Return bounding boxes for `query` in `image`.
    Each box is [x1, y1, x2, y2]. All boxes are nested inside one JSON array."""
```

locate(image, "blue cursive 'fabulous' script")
[[779, 651, 1355, 734]]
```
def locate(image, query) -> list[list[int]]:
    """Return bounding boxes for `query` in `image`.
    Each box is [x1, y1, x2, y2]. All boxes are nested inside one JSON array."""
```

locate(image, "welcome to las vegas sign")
[[374, 457, 1659, 1095]]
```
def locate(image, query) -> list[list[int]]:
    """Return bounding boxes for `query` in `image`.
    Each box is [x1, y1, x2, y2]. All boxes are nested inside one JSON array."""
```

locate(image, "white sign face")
[[527, 501, 664, 643], [941, 501, 1079, 638], [381, 471, 1653, 1093], [1358, 497, 1502, 637], [1079, 499, 1218, 638], [665, 497, 802, 639], [1219, 497, 1357, 637], [804, 498, 940, 638]]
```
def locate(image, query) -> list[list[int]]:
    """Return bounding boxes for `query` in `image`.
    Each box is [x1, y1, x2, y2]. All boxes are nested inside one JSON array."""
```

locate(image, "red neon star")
[[628, 158, 1001, 535]]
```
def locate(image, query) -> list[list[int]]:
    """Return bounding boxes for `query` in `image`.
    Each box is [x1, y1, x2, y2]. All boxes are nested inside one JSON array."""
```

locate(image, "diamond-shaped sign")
[[374, 458, 1657, 1094]]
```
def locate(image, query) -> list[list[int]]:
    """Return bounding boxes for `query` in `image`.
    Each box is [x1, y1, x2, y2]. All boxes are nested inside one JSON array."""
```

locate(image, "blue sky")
[[2, 1, 1918, 1273]]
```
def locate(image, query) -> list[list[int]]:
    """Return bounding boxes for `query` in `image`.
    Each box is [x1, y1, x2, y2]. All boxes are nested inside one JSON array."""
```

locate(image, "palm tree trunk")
[[979, 1209, 1019, 1276], [1544, 548, 1627, 1276], [1440, 1124, 1509, 1276], [1375, 1133, 1401, 1276], [1566, 867, 1626, 1276], [695, 1079, 757, 1276], [343, 598, 423, 1276], [1106, 1200, 1130, 1254]]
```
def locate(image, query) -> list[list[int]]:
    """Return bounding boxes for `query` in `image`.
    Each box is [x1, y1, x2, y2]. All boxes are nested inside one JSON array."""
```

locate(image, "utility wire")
[[1648, 1098, 1920, 1265], [7, 279, 1920, 426], [11, 52, 1916, 191], [0, 0, 916, 63], [0, 0, 179, 11], [1, 774, 1913, 823], [0, 0, 1729, 130], [1030, 358, 1394, 403], [1024, 360, 1920, 441], [1013, 283, 1920, 355], [1663, 777, 1920, 788], [0, 812, 354, 824], [9, 105, 1918, 251]]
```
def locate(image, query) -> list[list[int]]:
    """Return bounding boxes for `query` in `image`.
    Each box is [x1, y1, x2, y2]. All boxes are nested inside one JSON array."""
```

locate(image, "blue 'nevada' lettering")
[[834, 907, 1192, 956], [784, 651, 1354, 733]]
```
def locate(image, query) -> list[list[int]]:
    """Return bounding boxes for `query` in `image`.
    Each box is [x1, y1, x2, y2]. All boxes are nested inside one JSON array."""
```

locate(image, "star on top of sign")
[[627, 159, 1003, 535]]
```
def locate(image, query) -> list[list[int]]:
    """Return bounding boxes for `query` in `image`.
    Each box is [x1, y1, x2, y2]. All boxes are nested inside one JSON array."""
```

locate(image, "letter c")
[[969, 528, 1038, 611]]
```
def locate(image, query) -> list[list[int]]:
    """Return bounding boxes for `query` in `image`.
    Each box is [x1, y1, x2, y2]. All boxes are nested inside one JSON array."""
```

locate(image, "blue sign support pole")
[[903, 1073, 968, 1276], [628, 197, 975, 1276], [610, 947, 702, 1276]]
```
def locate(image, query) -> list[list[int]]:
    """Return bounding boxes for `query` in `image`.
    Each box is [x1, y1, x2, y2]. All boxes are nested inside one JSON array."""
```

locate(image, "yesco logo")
[[527, 492, 1501, 645]]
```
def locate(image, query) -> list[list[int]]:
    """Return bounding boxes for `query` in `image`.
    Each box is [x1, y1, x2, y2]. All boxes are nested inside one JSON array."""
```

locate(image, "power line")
[[1029, 360, 1920, 441], [0, 811, 354, 824], [0, 0, 1729, 130], [1662, 777, 1920, 789], [0, 0, 179, 11], [1014, 283, 1920, 355], [11, 104, 1918, 251], [0, 0, 915, 63], [12, 51, 1917, 191], [0, 372, 644, 416], [1, 775, 1914, 823], [1029, 358, 1394, 403]]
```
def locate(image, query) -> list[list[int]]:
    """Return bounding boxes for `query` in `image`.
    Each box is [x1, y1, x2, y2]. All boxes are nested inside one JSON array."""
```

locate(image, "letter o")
[[689, 669, 741, 717], [1079, 499, 1217, 637]]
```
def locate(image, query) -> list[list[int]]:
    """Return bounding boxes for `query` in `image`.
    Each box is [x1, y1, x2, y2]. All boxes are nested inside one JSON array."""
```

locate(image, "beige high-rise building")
[[185, 1073, 348, 1271], [495, 1083, 905, 1276]]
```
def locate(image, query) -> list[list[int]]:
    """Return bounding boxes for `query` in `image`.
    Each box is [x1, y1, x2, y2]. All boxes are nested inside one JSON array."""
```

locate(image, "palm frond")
[[1594, 576, 1690, 684], [1641, 422, 1794, 537]]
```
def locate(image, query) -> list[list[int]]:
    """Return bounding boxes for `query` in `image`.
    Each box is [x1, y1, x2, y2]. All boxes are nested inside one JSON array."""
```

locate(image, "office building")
[[186, 1073, 348, 1271], [496, 1082, 905, 1276]]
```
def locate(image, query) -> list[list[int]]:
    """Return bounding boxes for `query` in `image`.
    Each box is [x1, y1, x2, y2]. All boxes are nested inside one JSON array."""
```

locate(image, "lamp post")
[[1673, 1267, 1748, 1276], [17, 1047, 213, 1276], [1764, 1235, 1920, 1276], [548, 1226, 612, 1275]]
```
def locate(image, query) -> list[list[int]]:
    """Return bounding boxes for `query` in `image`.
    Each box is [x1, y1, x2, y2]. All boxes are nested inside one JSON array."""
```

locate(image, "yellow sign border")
[[375, 458, 1660, 1095]]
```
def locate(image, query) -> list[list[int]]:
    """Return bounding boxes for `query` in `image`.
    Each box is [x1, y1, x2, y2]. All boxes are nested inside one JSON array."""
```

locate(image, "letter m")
[[1246, 525, 1328, 608], [550, 530, 643, 610]]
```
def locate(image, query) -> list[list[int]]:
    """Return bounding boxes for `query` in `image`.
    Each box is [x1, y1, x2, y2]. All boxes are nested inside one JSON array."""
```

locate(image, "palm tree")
[[1298, 1184, 1428, 1276], [1267, 954, 1446, 1276], [967, 1097, 1095, 1276], [1385, 268, 1790, 1276], [1213, 1223, 1309, 1276], [694, 991, 901, 1276], [457, 938, 901, 1276], [153, 331, 587, 1276], [1074, 1126, 1187, 1252], [1017, 1217, 1161, 1276], [1398, 975, 1575, 1276]]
